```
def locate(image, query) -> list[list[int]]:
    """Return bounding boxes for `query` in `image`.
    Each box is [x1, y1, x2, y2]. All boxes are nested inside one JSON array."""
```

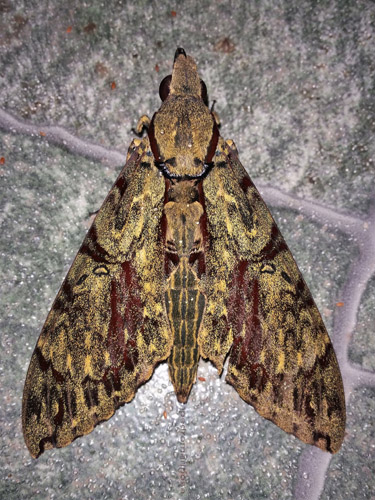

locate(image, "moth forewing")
[[22, 138, 171, 458], [23, 48, 345, 458], [217, 140, 345, 453]]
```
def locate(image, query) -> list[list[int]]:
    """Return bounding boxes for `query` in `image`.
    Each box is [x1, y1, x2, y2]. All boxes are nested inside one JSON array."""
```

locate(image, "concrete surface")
[[1, 1, 374, 499]]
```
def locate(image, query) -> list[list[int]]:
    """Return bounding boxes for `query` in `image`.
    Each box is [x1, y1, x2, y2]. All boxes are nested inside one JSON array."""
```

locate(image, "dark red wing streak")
[[256, 225, 288, 261], [239, 174, 253, 194], [161, 212, 172, 277], [228, 264, 263, 369], [32, 349, 52, 428], [107, 261, 141, 373], [53, 399, 64, 425], [53, 281, 75, 313], [35, 346, 50, 372], [314, 432, 332, 453], [66, 385, 77, 421], [182, 181, 207, 277], [114, 175, 128, 198], [227, 263, 269, 394], [35, 346, 65, 386], [161, 179, 180, 276], [224, 148, 255, 196], [108, 277, 126, 368], [194, 182, 208, 276], [147, 114, 161, 162], [80, 226, 112, 263], [122, 261, 142, 371], [102, 370, 119, 399], [39, 436, 56, 456], [204, 119, 219, 164]]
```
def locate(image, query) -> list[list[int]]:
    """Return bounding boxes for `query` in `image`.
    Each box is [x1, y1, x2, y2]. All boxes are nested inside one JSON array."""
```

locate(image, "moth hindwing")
[[23, 47, 345, 458]]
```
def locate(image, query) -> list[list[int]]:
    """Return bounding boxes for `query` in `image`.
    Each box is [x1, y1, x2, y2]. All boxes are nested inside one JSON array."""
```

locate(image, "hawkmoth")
[[22, 48, 346, 458]]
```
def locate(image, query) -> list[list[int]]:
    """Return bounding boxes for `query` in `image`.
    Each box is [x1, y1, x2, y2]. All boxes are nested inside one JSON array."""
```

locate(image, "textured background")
[[1, 1, 375, 499]]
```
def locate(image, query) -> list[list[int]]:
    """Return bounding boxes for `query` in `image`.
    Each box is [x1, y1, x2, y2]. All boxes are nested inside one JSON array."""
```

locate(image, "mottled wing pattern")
[[200, 138, 345, 453], [22, 138, 171, 458]]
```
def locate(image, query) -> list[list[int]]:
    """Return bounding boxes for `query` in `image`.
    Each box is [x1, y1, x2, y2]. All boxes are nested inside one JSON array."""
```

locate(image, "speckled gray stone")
[[1, 1, 374, 499]]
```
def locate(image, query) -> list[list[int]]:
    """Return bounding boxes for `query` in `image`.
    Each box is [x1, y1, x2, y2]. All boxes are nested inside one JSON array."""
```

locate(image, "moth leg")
[[212, 110, 220, 127], [125, 139, 143, 162], [225, 139, 236, 150], [135, 115, 151, 135]]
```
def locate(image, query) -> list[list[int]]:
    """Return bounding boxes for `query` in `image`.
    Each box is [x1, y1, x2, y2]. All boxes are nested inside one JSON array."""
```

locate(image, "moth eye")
[[159, 75, 172, 101], [200, 79, 208, 106]]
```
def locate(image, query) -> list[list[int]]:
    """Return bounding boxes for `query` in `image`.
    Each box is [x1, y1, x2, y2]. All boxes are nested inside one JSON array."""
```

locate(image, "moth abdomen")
[[166, 263, 205, 403]]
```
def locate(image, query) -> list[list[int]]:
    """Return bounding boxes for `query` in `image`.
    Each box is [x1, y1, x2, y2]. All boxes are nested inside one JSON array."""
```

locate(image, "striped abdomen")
[[164, 184, 205, 402]]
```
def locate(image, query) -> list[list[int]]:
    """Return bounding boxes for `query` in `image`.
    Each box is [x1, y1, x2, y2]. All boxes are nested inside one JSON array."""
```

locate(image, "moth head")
[[159, 48, 208, 106]]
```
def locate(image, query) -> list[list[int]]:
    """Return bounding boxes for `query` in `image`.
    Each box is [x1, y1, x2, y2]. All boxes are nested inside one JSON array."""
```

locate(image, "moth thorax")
[[167, 180, 199, 203]]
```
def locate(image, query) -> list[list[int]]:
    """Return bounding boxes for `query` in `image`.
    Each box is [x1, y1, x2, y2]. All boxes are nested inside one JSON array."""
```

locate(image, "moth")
[[23, 48, 346, 458]]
